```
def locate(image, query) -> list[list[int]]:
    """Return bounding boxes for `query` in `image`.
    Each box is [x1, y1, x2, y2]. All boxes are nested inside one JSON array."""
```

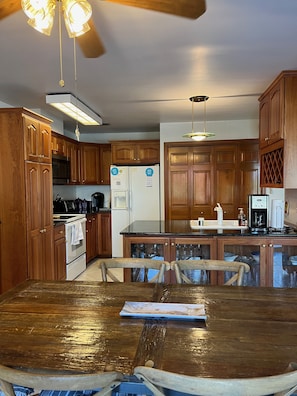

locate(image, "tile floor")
[[75, 258, 124, 281]]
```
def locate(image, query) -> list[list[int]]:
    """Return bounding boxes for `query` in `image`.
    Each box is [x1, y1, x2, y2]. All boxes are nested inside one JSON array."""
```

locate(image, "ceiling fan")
[[0, 0, 207, 58]]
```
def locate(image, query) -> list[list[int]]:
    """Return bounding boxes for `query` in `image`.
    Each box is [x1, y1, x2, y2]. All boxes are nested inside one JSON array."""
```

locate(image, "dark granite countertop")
[[120, 220, 297, 237]]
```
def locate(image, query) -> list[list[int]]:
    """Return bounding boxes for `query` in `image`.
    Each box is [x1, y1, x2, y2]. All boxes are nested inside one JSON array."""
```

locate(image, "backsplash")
[[53, 185, 111, 208]]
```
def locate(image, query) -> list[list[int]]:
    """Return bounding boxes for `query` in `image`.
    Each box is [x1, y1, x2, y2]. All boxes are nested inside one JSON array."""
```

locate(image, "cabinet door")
[[238, 141, 260, 213], [54, 226, 66, 280], [26, 162, 53, 280], [166, 147, 191, 220], [217, 237, 263, 286], [81, 144, 100, 184], [86, 214, 97, 262], [66, 141, 81, 184], [52, 132, 66, 156], [269, 80, 284, 143], [97, 213, 112, 257], [214, 146, 237, 219], [137, 141, 160, 164], [112, 144, 136, 164], [24, 116, 40, 162], [99, 144, 111, 184], [39, 122, 52, 163], [192, 147, 214, 219], [24, 116, 51, 163], [269, 238, 297, 288], [259, 96, 270, 148]]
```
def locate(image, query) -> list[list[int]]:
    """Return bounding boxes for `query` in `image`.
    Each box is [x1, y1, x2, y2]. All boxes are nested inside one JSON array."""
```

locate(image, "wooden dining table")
[[1, 280, 297, 380]]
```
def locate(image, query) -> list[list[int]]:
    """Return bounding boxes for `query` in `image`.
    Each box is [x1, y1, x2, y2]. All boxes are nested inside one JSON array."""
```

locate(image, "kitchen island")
[[121, 220, 297, 287]]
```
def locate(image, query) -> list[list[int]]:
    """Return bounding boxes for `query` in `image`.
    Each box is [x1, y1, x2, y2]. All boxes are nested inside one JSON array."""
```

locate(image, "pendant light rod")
[[183, 95, 215, 141]]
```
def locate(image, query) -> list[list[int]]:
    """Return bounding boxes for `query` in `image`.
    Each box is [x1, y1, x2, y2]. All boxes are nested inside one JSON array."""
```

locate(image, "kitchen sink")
[[190, 219, 248, 230]]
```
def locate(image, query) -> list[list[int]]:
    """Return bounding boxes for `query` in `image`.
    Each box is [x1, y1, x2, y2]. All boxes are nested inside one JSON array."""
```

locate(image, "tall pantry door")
[[129, 165, 160, 223]]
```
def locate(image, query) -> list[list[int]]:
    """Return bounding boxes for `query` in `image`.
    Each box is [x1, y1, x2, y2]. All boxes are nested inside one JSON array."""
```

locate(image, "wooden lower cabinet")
[[97, 213, 112, 257], [217, 236, 297, 287], [86, 213, 112, 263], [53, 224, 66, 280], [123, 236, 216, 283], [86, 214, 98, 263], [123, 234, 297, 287], [26, 161, 54, 280]]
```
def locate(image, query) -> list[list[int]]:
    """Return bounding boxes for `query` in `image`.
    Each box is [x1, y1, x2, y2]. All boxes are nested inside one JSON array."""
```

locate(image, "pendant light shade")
[[183, 95, 215, 141], [21, 0, 92, 37]]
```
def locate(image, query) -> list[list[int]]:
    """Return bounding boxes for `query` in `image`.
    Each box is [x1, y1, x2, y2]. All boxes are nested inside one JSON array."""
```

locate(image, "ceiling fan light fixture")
[[46, 93, 102, 125], [64, 18, 90, 38], [63, 0, 92, 25], [22, 0, 92, 38], [21, 0, 51, 18]]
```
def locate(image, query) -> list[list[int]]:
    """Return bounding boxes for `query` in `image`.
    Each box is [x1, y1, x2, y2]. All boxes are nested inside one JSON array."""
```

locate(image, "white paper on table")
[[120, 302, 206, 320]]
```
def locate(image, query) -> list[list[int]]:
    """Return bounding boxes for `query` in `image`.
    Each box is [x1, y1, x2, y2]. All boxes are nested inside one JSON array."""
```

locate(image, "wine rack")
[[260, 144, 284, 187]]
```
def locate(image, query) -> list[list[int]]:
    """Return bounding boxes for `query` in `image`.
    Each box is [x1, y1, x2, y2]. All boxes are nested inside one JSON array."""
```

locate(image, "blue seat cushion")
[[40, 389, 102, 396], [0, 385, 34, 396]]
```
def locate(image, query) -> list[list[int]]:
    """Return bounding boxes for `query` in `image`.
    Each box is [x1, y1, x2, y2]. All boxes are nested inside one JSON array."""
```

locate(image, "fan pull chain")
[[58, 1, 64, 87], [73, 37, 80, 141]]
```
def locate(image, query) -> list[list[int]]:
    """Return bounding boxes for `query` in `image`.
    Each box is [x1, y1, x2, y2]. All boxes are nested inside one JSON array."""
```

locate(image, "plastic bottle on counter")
[[238, 208, 246, 226]]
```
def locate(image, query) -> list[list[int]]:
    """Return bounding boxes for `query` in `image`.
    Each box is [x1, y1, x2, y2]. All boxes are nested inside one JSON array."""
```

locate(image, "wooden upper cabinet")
[[51, 132, 66, 156], [111, 140, 160, 165], [24, 115, 51, 163], [65, 140, 81, 184], [259, 77, 284, 148], [99, 144, 111, 185], [259, 70, 297, 188], [80, 143, 100, 184]]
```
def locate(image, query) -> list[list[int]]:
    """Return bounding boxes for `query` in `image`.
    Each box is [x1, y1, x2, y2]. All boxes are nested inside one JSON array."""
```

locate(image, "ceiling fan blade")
[[77, 18, 105, 58], [213, 93, 261, 99], [0, 0, 21, 19], [104, 0, 206, 19]]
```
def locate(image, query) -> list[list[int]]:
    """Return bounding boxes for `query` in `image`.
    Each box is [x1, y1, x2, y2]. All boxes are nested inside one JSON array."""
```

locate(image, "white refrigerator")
[[110, 164, 160, 257]]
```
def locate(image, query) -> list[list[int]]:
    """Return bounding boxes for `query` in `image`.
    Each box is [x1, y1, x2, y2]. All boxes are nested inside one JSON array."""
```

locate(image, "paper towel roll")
[[271, 199, 284, 229]]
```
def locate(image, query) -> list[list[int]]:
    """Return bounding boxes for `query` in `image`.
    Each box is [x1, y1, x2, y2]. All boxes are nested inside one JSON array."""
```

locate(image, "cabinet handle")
[[265, 137, 269, 141], [171, 242, 175, 246], [261, 244, 266, 248], [165, 242, 168, 246], [268, 243, 273, 247], [59, 230, 63, 234]]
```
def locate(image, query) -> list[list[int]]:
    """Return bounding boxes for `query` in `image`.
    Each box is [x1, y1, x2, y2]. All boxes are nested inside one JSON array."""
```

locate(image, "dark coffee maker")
[[91, 192, 104, 212], [248, 194, 269, 234]]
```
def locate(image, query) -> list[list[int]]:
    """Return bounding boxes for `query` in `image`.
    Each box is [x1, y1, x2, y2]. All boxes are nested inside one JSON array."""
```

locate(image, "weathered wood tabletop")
[[1, 280, 297, 378]]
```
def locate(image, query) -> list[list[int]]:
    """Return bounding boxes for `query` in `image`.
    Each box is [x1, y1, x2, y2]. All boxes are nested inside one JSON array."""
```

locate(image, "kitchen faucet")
[[214, 203, 223, 226]]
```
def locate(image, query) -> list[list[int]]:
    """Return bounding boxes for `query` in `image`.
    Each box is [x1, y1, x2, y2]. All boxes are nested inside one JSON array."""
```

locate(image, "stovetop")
[[53, 214, 86, 223]]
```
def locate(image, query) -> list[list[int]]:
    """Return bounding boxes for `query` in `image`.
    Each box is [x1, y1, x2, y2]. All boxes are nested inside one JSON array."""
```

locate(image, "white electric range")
[[54, 214, 87, 280]]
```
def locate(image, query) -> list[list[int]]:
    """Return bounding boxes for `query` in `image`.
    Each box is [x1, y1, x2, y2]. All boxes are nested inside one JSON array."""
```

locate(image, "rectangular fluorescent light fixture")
[[46, 93, 102, 125]]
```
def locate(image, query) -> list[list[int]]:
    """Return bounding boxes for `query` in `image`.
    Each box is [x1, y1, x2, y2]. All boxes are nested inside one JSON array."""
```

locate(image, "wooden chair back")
[[134, 364, 297, 396], [0, 364, 123, 396], [99, 258, 169, 283], [172, 259, 250, 286]]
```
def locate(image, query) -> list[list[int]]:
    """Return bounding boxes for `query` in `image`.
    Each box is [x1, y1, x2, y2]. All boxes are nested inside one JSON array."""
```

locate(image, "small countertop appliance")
[[248, 194, 269, 234], [91, 192, 105, 212]]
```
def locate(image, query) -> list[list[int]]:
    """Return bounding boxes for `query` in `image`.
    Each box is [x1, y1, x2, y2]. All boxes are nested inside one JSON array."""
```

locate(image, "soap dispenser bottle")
[[238, 208, 246, 226]]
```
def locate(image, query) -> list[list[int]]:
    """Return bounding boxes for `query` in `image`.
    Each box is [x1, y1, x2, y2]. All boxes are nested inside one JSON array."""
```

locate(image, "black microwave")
[[52, 154, 71, 185]]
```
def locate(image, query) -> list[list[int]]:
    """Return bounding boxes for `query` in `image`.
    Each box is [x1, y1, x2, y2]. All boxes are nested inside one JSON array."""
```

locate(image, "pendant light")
[[183, 95, 215, 141]]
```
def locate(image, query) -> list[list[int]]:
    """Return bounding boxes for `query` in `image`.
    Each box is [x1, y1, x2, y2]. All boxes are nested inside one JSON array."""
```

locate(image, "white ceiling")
[[1, 0, 297, 135]]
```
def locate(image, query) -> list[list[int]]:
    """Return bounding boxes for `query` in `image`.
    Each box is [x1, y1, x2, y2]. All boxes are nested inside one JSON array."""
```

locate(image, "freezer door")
[[110, 166, 129, 190]]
